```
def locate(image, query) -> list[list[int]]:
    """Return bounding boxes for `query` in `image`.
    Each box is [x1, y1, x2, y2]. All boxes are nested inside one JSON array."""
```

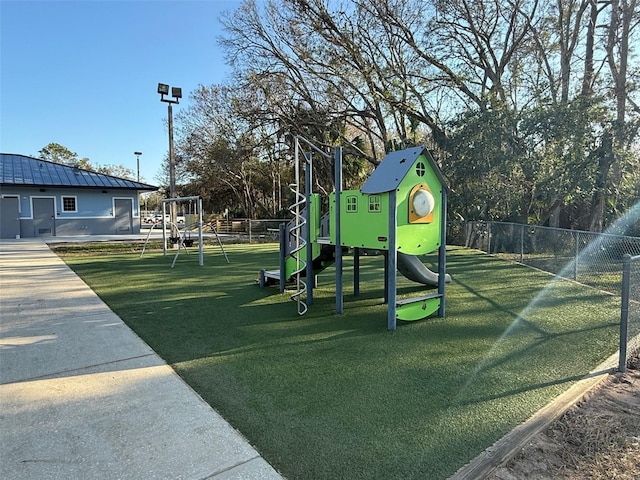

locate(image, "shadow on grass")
[[62, 245, 622, 480], [454, 368, 614, 407]]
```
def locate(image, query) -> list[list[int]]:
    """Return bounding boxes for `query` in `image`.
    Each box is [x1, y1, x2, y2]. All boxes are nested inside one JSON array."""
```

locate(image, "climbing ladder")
[[289, 137, 308, 315]]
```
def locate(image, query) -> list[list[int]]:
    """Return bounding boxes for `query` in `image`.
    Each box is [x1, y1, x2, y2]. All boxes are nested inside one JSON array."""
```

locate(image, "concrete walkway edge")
[[0, 238, 284, 480]]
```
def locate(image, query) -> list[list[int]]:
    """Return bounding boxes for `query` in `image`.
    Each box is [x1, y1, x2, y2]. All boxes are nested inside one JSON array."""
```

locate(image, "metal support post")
[[353, 247, 360, 296], [574, 232, 579, 281], [279, 223, 286, 293], [167, 103, 179, 243], [334, 146, 343, 314], [197, 196, 204, 266], [519, 224, 524, 263], [305, 154, 314, 306], [387, 190, 397, 331], [619, 254, 631, 372], [162, 201, 168, 255], [383, 251, 389, 304], [437, 187, 447, 317]]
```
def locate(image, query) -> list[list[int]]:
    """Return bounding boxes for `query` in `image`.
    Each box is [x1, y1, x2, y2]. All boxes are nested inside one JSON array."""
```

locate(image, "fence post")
[[465, 221, 470, 248], [574, 231, 579, 281], [520, 224, 524, 263], [487, 222, 492, 254], [619, 254, 631, 373]]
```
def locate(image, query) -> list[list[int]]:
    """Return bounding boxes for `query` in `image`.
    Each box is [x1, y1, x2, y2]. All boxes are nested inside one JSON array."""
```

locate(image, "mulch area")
[[490, 350, 640, 479]]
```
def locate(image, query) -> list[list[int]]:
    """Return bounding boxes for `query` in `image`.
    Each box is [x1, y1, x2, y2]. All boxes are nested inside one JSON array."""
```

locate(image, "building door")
[[114, 198, 133, 233], [0, 197, 20, 239], [33, 198, 55, 236]]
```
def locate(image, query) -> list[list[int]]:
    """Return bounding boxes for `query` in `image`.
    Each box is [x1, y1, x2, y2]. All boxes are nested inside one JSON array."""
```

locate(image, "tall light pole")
[[157, 83, 182, 239], [134, 151, 143, 223], [134, 151, 142, 183]]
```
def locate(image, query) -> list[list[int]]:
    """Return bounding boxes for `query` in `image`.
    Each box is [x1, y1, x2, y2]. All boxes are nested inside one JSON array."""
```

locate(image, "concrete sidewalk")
[[0, 238, 283, 479]]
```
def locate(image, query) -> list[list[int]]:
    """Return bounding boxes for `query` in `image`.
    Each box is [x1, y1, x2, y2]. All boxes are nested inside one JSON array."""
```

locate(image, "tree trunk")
[[589, 131, 614, 232], [581, 0, 598, 97]]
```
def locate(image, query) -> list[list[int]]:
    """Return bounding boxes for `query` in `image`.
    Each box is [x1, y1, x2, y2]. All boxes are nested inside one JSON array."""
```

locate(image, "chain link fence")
[[464, 221, 640, 295], [464, 221, 640, 370]]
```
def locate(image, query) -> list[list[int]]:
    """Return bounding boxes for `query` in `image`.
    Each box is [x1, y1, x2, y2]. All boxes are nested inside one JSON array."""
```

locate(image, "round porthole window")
[[412, 188, 435, 217]]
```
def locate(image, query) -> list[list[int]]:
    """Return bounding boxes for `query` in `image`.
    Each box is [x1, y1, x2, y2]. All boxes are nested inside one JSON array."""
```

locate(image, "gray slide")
[[397, 252, 451, 287]]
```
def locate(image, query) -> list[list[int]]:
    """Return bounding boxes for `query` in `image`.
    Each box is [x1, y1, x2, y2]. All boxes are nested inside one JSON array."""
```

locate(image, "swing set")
[[140, 195, 229, 267]]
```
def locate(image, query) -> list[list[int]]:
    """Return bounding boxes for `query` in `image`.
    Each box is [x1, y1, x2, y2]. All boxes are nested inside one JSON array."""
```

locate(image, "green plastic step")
[[396, 294, 441, 321]]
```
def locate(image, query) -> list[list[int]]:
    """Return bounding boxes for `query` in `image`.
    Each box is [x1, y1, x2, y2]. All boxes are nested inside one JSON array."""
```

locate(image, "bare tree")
[[589, 0, 638, 231], [195, 0, 639, 227]]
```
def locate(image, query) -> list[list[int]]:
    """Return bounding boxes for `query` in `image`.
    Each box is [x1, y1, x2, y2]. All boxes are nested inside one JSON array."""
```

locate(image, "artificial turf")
[[60, 245, 621, 479]]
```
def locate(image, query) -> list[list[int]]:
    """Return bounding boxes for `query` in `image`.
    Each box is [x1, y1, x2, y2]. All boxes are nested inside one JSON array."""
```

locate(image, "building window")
[[346, 195, 358, 213], [368, 195, 382, 213], [62, 196, 77, 212]]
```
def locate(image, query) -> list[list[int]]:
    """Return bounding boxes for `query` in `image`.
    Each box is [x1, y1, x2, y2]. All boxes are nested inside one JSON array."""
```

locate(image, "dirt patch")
[[490, 351, 640, 479]]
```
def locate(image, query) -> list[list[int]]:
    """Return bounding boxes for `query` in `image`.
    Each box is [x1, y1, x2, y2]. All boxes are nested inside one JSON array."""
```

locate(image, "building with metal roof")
[[0, 153, 158, 238]]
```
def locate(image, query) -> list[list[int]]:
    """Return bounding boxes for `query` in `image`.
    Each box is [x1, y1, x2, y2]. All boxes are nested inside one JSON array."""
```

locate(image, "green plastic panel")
[[329, 190, 391, 250], [328, 153, 444, 255], [396, 297, 441, 321], [285, 242, 321, 280], [395, 153, 443, 255], [309, 193, 321, 242]]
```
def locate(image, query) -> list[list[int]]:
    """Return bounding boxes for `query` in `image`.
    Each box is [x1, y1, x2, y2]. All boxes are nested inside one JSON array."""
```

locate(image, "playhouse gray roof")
[[361, 146, 447, 194], [0, 154, 158, 191]]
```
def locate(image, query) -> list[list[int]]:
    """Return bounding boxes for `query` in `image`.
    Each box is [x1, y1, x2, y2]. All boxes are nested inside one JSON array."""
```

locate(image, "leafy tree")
[[94, 164, 136, 180], [39, 143, 137, 181], [589, 0, 640, 230], [174, 84, 290, 217], [173, 0, 639, 229], [38, 142, 91, 169]]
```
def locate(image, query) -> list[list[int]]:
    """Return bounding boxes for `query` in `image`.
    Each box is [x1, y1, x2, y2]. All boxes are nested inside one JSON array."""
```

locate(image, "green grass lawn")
[[59, 245, 621, 479]]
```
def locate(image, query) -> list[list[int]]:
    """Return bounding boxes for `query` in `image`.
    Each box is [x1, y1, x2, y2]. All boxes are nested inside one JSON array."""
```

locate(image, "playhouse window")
[[368, 195, 382, 213], [346, 195, 358, 213], [62, 196, 77, 212], [415, 161, 426, 177]]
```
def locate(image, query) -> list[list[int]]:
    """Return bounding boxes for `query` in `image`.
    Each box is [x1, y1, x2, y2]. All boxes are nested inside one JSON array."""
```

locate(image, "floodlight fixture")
[[158, 83, 181, 104]]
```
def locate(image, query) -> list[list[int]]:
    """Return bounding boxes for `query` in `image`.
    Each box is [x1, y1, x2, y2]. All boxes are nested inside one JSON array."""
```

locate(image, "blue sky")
[[1, 0, 242, 185]]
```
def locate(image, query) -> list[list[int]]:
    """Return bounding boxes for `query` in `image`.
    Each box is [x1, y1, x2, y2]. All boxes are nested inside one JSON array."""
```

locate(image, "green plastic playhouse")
[[260, 143, 450, 330]]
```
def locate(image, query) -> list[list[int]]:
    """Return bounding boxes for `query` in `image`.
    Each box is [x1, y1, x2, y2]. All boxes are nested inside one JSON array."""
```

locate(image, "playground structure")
[[140, 195, 229, 267], [260, 138, 450, 330]]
